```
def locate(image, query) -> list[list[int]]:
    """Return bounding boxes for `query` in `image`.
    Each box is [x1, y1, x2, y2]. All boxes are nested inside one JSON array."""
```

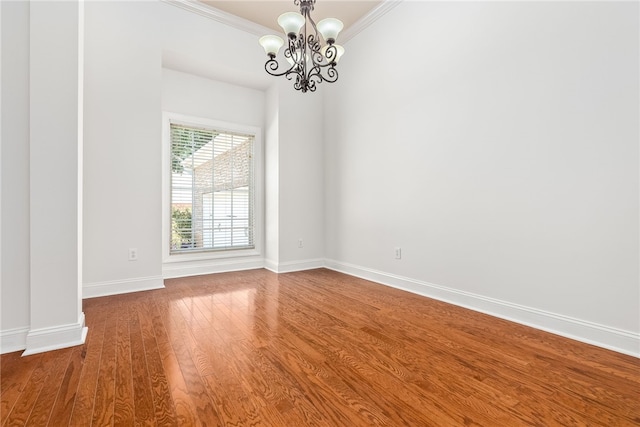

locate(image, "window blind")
[[170, 123, 255, 254]]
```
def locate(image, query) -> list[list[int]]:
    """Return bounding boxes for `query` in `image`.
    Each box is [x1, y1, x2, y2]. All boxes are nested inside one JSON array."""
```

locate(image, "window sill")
[[163, 248, 261, 264]]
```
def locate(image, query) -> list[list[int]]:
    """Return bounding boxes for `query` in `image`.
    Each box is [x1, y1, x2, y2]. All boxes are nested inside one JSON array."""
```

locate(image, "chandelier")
[[259, 0, 344, 93]]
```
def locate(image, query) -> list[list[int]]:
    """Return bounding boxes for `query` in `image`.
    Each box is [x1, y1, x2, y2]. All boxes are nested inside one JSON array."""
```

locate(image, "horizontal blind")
[[170, 123, 255, 254]]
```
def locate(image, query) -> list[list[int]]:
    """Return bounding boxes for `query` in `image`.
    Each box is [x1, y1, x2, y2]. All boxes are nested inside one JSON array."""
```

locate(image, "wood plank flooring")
[[1, 268, 639, 426]]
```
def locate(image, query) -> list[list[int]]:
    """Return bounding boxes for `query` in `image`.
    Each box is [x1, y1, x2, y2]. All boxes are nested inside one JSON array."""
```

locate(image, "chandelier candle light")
[[259, 0, 344, 93]]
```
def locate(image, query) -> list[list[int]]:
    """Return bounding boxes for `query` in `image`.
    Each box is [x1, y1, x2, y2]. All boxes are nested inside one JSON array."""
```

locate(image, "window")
[[167, 119, 256, 255]]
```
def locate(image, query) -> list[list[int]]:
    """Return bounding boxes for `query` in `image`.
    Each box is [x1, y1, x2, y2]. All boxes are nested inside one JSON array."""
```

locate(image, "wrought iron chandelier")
[[259, 0, 344, 93]]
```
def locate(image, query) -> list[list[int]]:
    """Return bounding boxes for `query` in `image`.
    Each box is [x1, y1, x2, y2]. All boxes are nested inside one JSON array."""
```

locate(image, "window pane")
[[170, 123, 254, 254]]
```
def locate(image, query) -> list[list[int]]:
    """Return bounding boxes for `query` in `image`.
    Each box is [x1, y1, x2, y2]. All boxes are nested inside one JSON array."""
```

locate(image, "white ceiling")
[[200, 0, 384, 35]]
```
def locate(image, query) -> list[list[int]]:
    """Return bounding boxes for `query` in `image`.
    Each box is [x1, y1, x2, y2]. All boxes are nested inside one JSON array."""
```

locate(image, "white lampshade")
[[317, 18, 343, 43], [278, 12, 305, 37], [321, 44, 345, 64], [259, 35, 284, 56]]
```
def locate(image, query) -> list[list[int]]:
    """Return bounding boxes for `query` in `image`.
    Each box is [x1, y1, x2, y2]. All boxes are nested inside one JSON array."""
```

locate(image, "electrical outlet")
[[298, 238, 304, 248], [129, 248, 138, 261], [395, 247, 402, 259]]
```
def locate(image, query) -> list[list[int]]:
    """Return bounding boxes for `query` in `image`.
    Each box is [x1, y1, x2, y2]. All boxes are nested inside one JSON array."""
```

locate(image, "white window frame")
[[162, 112, 263, 264]]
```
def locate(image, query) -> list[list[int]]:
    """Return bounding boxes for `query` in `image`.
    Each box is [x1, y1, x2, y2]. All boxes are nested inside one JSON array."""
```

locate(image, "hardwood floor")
[[2, 268, 639, 426]]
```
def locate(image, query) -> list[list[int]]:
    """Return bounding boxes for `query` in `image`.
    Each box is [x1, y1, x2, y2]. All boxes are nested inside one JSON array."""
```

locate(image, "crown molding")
[[162, 0, 403, 43], [161, 0, 274, 36], [341, 0, 403, 43]]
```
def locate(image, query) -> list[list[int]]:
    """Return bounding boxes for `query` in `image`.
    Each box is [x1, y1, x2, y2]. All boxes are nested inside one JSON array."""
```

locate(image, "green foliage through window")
[[170, 125, 218, 174], [171, 207, 193, 249]]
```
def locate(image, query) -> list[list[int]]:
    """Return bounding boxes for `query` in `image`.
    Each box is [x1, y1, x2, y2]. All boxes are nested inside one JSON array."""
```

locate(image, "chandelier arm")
[[314, 60, 339, 70], [323, 65, 338, 82], [263, 35, 304, 78], [320, 44, 338, 66], [264, 58, 295, 78], [307, 62, 338, 85], [306, 65, 323, 85], [293, 74, 304, 91]]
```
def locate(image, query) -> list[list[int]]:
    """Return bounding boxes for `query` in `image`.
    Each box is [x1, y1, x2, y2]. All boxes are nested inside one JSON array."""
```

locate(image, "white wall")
[[324, 1, 639, 355], [82, 1, 163, 297], [1, 1, 31, 351], [162, 69, 264, 126], [264, 79, 325, 273], [277, 83, 325, 268]]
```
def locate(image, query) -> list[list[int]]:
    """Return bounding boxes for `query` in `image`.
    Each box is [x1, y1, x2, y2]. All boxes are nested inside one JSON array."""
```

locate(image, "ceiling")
[[200, 1, 384, 35]]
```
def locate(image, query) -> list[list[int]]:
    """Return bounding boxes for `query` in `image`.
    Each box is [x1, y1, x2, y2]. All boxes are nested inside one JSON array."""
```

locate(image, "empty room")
[[1, 0, 638, 425]]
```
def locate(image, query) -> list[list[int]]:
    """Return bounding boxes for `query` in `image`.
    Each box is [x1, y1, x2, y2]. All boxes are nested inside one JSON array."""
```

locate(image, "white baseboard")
[[0, 327, 29, 354], [264, 258, 278, 273], [264, 258, 324, 274], [22, 313, 88, 356], [163, 258, 264, 279], [324, 259, 640, 358], [83, 276, 165, 299]]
